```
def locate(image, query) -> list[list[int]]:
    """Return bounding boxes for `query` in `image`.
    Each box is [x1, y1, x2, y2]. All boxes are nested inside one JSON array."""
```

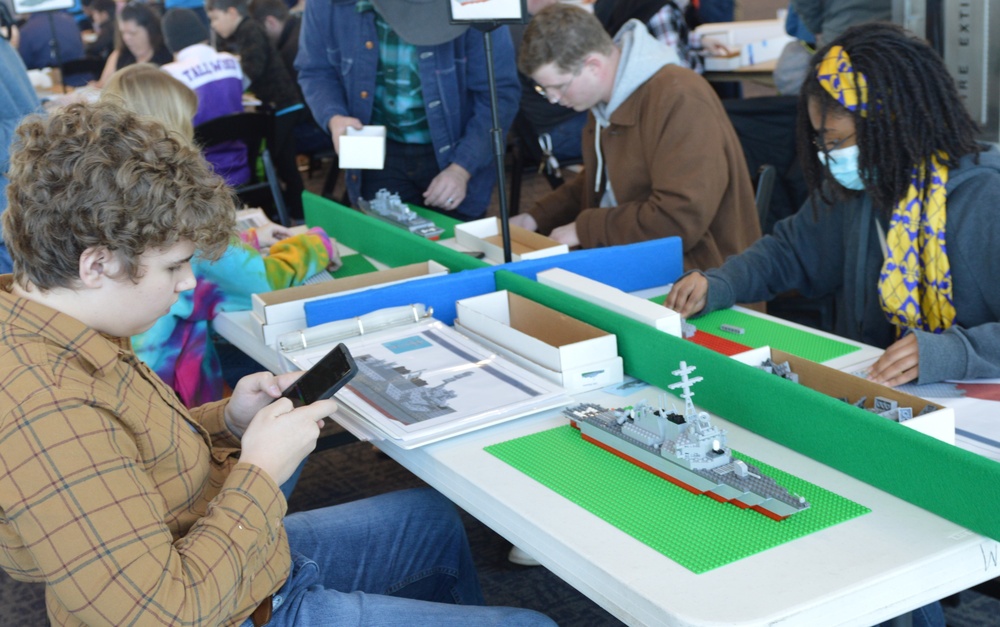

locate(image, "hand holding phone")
[[280, 343, 358, 408]]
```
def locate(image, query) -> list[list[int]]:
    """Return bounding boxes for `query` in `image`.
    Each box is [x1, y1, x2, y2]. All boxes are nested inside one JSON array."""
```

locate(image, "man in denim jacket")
[[295, 0, 519, 220]]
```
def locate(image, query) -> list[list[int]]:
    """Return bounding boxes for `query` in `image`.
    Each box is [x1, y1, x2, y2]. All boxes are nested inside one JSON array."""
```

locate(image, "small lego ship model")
[[564, 361, 809, 520], [357, 189, 445, 240]]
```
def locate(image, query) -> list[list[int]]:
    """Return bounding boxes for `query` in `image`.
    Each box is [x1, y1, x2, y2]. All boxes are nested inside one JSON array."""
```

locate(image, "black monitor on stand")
[[448, 0, 528, 264]]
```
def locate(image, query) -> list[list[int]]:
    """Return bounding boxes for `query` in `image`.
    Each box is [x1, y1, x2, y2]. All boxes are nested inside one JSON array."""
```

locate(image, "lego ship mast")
[[667, 361, 703, 418]]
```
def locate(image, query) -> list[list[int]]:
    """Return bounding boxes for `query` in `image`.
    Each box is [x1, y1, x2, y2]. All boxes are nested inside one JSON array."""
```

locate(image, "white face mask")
[[817, 144, 865, 190]]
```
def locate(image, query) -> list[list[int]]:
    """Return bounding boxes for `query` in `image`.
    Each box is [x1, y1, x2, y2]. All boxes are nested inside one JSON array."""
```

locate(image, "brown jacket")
[[528, 65, 760, 272]]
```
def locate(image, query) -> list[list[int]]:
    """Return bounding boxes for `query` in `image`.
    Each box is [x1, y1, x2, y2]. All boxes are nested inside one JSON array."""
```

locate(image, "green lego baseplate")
[[331, 253, 379, 278], [648, 298, 860, 364], [485, 425, 870, 574]]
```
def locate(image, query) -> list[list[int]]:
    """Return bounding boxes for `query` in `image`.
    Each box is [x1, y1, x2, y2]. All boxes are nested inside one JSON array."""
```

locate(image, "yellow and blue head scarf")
[[817, 45, 956, 334]]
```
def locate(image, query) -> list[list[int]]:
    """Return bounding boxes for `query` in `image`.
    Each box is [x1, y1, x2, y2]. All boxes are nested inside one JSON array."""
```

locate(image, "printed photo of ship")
[[349, 354, 475, 425], [329, 322, 568, 447], [342, 326, 556, 433], [565, 361, 809, 520]]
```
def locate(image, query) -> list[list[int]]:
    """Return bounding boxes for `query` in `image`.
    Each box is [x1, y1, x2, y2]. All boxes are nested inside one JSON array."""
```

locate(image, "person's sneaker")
[[507, 545, 541, 567]]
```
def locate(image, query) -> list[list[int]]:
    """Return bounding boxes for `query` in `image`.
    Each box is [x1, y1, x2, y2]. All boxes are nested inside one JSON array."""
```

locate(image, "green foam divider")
[[303, 192, 487, 272], [487, 425, 869, 573], [684, 307, 858, 363], [494, 270, 1000, 543], [331, 253, 378, 278]]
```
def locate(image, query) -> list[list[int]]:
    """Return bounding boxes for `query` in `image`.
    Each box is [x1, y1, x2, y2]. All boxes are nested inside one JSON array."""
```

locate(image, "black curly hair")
[[797, 22, 982, 216]]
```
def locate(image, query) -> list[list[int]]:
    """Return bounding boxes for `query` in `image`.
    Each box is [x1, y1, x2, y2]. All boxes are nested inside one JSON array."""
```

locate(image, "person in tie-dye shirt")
[[103, 63, 336, 406]]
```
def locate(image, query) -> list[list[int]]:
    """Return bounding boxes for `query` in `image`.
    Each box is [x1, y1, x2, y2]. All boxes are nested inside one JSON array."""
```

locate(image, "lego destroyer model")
[[358, 189, 445, 240], [564, 361, 809, 520]]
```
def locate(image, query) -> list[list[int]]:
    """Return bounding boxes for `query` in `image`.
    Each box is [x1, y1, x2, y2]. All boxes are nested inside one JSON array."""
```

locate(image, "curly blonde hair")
[[2, 101, 236, 290]]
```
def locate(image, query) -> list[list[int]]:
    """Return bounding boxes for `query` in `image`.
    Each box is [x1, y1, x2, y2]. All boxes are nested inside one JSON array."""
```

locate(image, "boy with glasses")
[[512, 4, 759, 273]]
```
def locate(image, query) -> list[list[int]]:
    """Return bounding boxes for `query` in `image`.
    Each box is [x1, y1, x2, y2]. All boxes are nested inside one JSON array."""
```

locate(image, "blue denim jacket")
[[1, 38, 41, 273], [295, 0, 520, 219]]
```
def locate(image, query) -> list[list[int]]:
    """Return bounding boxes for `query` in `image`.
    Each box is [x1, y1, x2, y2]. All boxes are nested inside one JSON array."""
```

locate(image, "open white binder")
[[287, 319, 570, 448]]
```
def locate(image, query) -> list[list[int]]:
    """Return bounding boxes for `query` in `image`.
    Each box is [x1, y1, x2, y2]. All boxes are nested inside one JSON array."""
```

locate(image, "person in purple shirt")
[[161, 8, 250, 186]]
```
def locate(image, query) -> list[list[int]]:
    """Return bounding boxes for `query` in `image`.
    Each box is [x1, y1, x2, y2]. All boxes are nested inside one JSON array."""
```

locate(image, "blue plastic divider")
[[303, 237, 684, 327]]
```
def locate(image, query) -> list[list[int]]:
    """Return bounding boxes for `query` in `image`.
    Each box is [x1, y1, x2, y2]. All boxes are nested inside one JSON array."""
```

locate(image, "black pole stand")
[[476, 24, 513, 263], [45, 12, 67, 93]]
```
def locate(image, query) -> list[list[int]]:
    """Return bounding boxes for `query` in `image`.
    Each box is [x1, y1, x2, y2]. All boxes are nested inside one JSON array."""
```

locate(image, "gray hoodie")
[[592, 20, 680, 207]]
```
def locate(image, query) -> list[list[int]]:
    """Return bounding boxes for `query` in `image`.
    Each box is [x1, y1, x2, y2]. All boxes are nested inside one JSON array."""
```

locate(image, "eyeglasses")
[[813, 133, 855, 152], [533, 66, 583, 103]]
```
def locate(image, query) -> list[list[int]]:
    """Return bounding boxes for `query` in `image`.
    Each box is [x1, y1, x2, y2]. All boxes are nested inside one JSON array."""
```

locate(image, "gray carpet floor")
[[2, 436, 998, 626]]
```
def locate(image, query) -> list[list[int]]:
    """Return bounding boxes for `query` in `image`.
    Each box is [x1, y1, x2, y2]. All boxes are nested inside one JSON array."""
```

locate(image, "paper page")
[[292, 320, 570, 447]]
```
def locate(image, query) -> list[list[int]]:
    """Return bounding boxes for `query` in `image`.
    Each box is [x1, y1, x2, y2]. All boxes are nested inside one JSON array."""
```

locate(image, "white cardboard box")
[[731, 346, 955, 444], [454, 321, 624, 393], [695, 18, 787, 48], [696, 19, 793, 71], [455, 290, 620, 378], [251, 312, 307, 346], [338, 125, 386, 170], [251, 260, 447, 326], [454, 218, 568, 263], [537, 268, 682, 337]]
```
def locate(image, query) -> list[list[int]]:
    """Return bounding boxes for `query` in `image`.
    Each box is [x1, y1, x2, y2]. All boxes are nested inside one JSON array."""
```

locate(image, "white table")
[[214, 309, 1000, 626], [367, 404, 998, 627]]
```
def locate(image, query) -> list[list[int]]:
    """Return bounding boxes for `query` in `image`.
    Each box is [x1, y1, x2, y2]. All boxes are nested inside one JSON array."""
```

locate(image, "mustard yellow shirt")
[[0, 275, 289, 625]]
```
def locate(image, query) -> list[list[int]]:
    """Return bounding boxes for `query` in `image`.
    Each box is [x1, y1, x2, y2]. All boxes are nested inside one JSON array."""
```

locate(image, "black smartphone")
[[280, 343, 359, 408]]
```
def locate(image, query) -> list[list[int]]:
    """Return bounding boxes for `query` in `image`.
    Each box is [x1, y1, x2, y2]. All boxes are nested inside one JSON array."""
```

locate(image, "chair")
[[753, 164, 836, 332], [194, 111, 291, 227], [506, 112, 584, 216], [307, 146, 342, 201], [754, 164, 777, 228], [724, 96, 808, 234], [59, 56, 104, 88]]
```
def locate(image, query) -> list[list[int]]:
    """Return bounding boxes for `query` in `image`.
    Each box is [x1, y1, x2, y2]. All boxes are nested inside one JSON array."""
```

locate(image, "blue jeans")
[[876, 601, 945, 627], [360, 141, 440, 211], [242, 488, 554, 626], [360, 140, 487, 220]]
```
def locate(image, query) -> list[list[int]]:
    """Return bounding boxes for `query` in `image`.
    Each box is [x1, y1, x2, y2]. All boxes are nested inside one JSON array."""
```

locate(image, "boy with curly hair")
[[0, 101, 552, 626]]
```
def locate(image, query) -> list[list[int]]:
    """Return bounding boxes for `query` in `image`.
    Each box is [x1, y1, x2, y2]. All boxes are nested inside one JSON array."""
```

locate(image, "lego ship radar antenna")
[[667, 361, 703, 418]]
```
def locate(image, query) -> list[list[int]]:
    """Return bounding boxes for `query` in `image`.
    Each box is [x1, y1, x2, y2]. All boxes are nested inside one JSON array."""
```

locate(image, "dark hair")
[[797, 22, 982, 215], [249, 0, 288, 24], [162, 7, 210, 53], [3, 101, 235, 290], [116, 2, 167, 57], [89, 0, 116, 15], [206, 0, 249, 17]]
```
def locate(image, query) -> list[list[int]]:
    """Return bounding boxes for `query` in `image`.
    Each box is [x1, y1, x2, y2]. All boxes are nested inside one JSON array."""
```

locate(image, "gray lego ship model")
[[358, 189, 445, 240], [564, 361, 809, 520]]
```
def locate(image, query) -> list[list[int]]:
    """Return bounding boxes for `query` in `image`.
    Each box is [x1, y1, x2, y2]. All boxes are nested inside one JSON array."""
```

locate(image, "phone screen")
[[281, 343, 358, 408]]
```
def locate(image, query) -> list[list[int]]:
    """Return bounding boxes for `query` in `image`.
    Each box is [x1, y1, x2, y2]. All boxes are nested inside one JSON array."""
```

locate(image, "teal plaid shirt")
[[357, 0, 431, 144]]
